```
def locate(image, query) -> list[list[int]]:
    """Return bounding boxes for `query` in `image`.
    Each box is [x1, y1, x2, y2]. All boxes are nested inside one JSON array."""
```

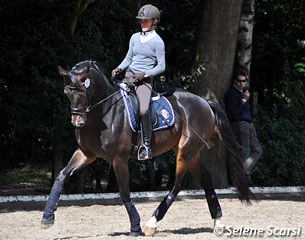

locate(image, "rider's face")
[[140, 19, 154, 32]]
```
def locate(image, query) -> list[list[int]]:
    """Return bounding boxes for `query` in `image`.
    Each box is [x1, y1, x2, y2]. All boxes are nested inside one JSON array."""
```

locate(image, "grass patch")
[[0, 163, 52, 195]]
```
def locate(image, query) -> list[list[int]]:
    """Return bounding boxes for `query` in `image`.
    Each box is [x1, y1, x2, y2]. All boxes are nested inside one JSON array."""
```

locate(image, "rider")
[[112, 4, 166, 160]]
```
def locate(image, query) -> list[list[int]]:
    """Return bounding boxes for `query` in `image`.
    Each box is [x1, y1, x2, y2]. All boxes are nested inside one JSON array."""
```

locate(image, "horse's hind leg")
[[188, 153, 224, 232], [41, 148, 95, 229], [144, 151, 188, 236]]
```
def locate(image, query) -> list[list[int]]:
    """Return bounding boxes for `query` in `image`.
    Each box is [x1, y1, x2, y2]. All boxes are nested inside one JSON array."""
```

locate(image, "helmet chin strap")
[[141, 20, 157, 35], [142, 29, 153, 35]]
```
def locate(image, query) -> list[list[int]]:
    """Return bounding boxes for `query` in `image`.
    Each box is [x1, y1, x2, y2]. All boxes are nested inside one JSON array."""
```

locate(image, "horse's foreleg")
[[112, 158, 142, 237], [41, 148, 95, 229], [188, 154, 224, 233], [124, 201, 142, 236], [144, 152, 188, 236]]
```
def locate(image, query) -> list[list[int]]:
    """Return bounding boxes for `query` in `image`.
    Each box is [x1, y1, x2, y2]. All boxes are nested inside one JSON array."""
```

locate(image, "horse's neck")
[[94, 78, 123, 114], [95, 76, 115, 99]]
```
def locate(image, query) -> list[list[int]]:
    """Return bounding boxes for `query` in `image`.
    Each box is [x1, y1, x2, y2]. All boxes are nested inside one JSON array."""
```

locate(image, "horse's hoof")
[[41, 216, 54, 229], [214, 224, 225, 235], [41, 222, 54, 229], [144, 226, 157, 236], [129, 231, 143, 237]]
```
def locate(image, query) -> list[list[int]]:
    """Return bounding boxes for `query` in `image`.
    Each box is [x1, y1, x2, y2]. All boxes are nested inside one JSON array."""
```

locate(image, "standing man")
[[224, 71, 263, 182]]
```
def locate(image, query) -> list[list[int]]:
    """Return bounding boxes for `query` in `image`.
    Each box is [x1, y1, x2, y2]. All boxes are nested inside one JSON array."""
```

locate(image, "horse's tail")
[[207, 100, 254, 203]]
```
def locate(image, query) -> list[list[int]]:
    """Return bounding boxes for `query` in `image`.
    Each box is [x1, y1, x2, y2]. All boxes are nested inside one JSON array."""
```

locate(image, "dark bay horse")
[[41, 60, 252, 236]]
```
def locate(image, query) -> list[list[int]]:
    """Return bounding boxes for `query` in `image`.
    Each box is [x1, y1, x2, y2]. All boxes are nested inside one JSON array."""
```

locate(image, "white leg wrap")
[[214, 217, 225, 235], [146, 216, 157, 228], [214, 217, 221, 227]]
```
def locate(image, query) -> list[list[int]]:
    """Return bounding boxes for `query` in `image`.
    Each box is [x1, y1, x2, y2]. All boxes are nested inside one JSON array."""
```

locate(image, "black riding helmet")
[[136, 4, 161, 22]]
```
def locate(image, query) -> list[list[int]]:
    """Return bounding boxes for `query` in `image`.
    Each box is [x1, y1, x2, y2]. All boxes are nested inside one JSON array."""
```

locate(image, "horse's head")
[[58, 60, 109, 128]]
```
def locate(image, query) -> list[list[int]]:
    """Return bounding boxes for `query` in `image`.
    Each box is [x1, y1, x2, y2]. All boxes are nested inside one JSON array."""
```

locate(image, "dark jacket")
[[224, 84, 252, 122]]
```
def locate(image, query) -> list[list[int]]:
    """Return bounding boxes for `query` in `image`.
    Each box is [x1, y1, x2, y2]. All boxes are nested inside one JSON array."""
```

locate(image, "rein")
[[86, 62, 121, 112], [68, 62, 209, 149], [86, 89, 120, 112]]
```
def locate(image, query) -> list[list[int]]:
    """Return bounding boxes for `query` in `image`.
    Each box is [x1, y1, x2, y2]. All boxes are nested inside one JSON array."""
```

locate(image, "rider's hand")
[[111, 67, 121, 77], [133, 72, 146, 82]]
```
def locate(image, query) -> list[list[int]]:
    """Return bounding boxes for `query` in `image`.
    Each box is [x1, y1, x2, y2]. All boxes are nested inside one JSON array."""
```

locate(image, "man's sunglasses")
[[236, 79, 247, 83]]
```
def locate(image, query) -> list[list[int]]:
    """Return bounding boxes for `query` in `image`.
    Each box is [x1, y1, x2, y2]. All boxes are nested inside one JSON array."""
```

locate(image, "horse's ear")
[[57, 65, 69, 76], [57, 65, 71, 85]]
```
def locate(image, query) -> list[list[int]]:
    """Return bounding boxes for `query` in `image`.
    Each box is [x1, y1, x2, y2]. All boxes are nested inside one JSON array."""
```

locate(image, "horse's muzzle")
[[71, 114, 87, 127]]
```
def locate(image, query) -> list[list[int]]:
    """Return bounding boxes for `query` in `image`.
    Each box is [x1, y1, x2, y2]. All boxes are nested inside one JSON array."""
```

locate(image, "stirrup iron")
[[138, 145, 152, 160]]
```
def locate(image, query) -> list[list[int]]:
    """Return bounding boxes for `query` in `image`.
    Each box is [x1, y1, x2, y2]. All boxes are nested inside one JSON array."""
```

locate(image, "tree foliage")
[[0, 0, 134, 167], [0, 0, 198, 192], [0, 0, 304, 189], [251, 0, 305, 185]]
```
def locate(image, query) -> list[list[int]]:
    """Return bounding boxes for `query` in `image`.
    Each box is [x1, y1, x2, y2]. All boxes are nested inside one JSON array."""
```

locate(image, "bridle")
[[67, 62, 120, 116], [66, 83, 120, 115]]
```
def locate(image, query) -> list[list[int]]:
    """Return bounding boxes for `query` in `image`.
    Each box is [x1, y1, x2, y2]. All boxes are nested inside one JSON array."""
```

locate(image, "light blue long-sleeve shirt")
[[118, 30, 165, 77]]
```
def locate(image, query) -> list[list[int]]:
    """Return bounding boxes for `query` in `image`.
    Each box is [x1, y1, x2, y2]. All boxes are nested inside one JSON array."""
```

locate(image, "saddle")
[[119, 83, 175, 132]]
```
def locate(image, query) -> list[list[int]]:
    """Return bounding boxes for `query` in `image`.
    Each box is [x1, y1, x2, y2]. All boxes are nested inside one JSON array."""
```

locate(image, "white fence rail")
[[0, 186, 304, 203]]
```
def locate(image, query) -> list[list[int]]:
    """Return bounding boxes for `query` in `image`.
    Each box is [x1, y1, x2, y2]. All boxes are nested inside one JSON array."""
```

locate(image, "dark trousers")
[[231, 121, 263, 173]]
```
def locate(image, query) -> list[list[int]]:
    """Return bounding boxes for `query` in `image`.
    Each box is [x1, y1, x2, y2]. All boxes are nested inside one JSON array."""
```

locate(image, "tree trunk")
[[193, 0, 243, 101], [66, 0, 95, 40], [234, 0, 255, 76], [234, 0, 257, 116], [189, 0, 244, 189]]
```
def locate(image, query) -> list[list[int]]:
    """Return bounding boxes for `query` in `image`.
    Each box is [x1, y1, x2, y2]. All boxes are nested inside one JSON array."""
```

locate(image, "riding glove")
[[111, 67, 121, 77]]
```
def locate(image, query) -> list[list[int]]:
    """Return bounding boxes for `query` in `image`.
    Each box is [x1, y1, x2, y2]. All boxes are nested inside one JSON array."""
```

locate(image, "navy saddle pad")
[[120, 88, 175, 132]]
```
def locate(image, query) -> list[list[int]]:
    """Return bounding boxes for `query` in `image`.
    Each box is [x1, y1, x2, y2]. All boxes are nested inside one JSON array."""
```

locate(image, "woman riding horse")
[[41, 60, 253, 236], [112, 4, 165, 160]]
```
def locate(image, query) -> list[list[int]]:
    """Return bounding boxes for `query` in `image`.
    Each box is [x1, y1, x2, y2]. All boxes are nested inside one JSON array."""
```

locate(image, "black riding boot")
[[138, 112, 152, 160]]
